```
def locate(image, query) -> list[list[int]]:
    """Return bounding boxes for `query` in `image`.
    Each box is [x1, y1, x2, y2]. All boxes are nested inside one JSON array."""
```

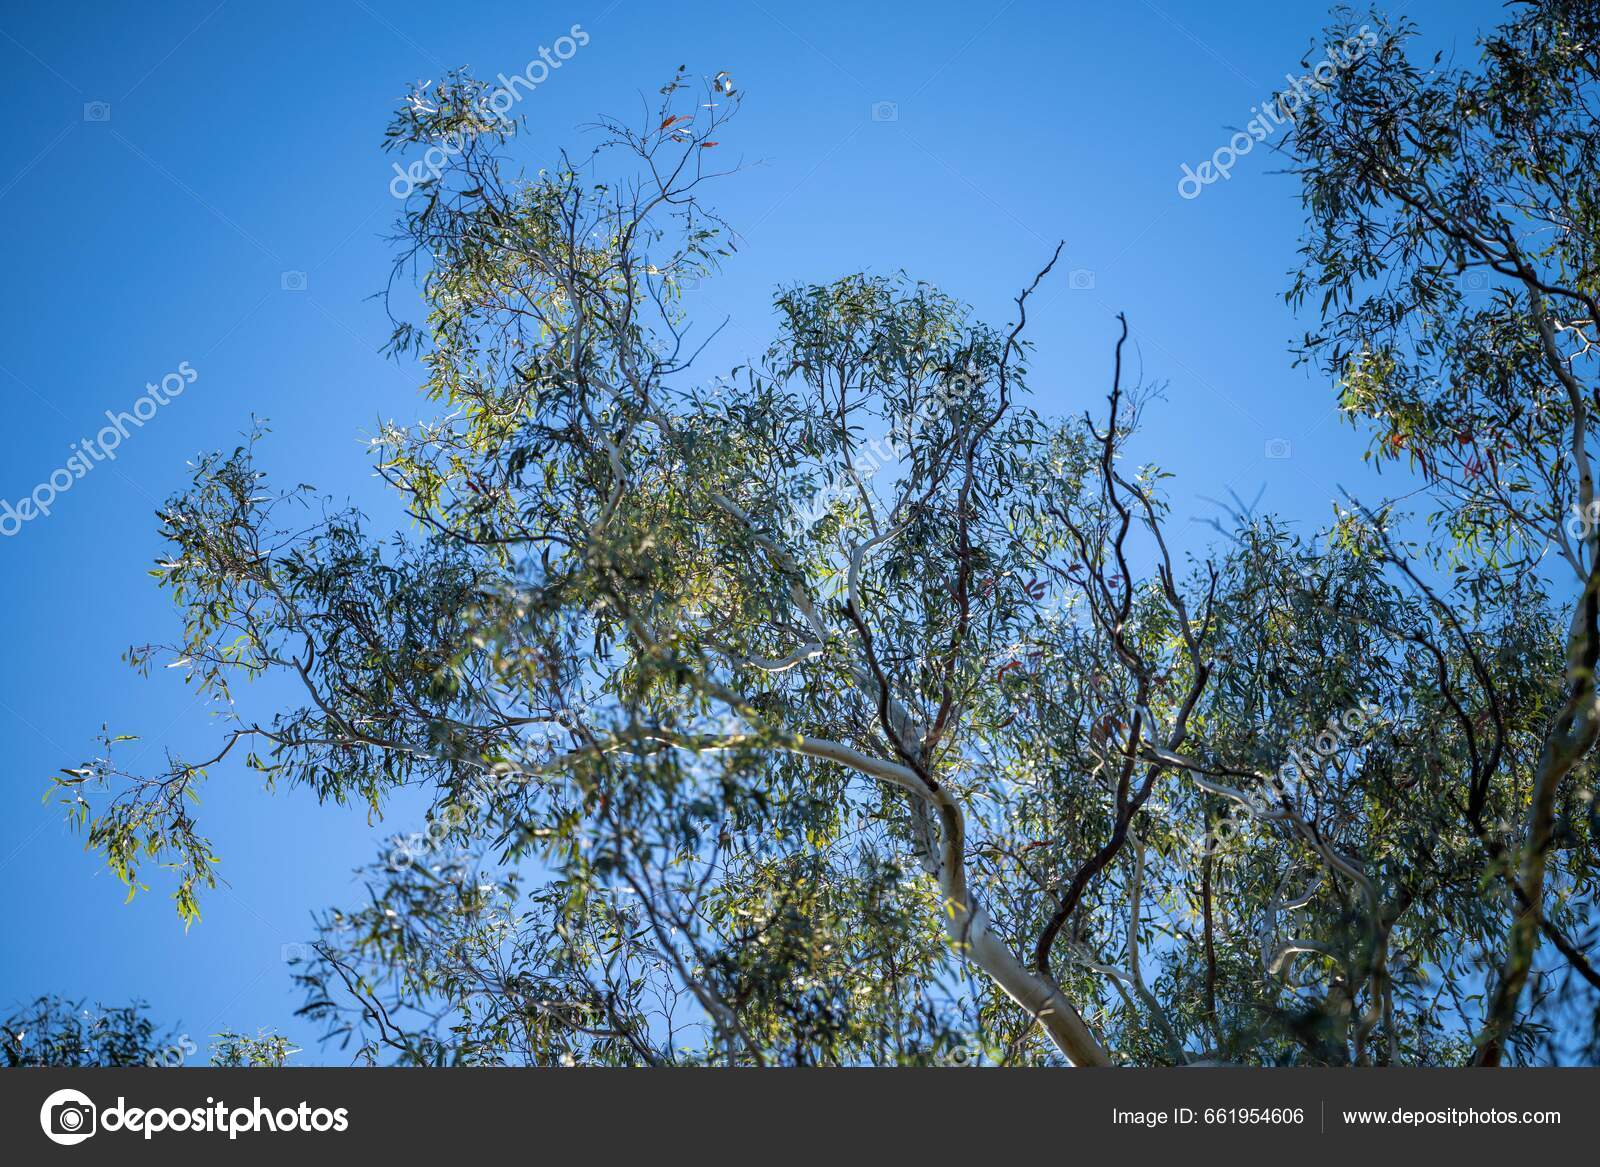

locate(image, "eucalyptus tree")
[[45, 16, 1600, 1067], [1, 996, 292, 1068], [2, 997, 181, 1068], [1285, 0, 1600, 1064]]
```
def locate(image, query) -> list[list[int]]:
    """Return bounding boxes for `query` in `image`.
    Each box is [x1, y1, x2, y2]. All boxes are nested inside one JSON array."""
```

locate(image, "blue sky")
[[0, 0, 1505, 1062]]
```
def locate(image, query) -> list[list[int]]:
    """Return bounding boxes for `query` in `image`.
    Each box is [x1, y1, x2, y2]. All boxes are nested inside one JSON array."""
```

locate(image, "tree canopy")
[[40, 3, 1600, 1066]]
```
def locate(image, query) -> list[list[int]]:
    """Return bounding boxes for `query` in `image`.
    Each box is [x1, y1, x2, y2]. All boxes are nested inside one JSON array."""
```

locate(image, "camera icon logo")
[[280, 270, 308, 292], [1068, 268, 1096, 290], [870, 100, 899, 122], [1265, 437, 1292, 459], [40, 1088, 97, 1146], [83, 101, 111, 122]]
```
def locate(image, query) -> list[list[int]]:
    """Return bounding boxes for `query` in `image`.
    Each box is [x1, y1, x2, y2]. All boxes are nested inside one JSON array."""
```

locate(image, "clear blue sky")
[[0, 0, 1504, 1062]]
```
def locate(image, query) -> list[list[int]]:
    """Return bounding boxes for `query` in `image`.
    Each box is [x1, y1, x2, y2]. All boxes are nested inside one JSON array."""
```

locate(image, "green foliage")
[[209, 1030, 299, 1067], [47, 17, 1600, 1067], [1, 997, 179, 1068]]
